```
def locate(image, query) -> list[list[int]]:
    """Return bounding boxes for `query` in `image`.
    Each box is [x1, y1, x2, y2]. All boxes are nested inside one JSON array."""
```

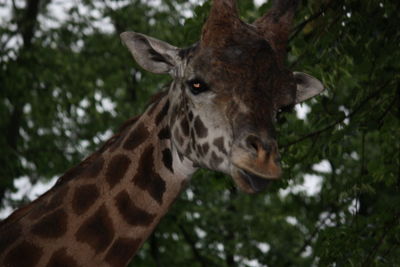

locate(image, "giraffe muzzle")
[[230, 135, 282, 193]]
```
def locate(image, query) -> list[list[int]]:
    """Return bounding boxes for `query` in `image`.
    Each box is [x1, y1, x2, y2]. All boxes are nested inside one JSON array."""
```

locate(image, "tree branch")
[[11, 0, 19, 13], [296, 205, 343, 257], [289, 0, 338, 42], [149, 234, 162, 267], [289, 10, 343, 69], [377, 84, 398, 129], [177, 223, 215, 267], [361, 212, 400, 266], [19, 0, 41, 48], [295, 215, 326, 256]]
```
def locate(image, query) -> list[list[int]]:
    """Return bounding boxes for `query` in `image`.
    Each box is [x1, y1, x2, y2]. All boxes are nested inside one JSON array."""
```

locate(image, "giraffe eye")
[[188, 79, 209, 95]]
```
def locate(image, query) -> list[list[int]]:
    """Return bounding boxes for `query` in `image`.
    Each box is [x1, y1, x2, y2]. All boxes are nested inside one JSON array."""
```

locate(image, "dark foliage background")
[[0, 0, 399, 266]]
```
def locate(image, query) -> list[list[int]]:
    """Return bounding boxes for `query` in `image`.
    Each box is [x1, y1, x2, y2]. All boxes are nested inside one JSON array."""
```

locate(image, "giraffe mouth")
[[238, 169, 271, 192]]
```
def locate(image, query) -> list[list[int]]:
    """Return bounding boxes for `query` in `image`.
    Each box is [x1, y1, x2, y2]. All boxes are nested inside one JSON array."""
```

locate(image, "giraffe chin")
[[232, 168, 273, 193], [240, 169, 271, 192]]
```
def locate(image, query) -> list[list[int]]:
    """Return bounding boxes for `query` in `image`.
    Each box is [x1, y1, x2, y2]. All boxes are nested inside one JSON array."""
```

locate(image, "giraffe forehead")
[[192, 41, 275, 76], [183, 42, 295, 108]]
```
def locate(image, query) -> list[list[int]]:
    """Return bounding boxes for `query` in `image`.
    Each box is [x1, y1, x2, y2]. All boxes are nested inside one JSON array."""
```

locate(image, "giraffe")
[[0, 0, 324, 266]]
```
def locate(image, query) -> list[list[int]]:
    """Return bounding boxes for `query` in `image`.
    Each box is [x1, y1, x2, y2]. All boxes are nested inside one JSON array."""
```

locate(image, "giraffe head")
[[120, 0, 324, 193]]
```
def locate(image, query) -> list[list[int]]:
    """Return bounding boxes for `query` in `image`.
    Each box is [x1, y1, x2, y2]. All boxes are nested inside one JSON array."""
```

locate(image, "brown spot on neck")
[[31, 208, 68, 238], [84, 156, 105, 178], [46, 248, 78, 267], [29, 185, 69, 221], [158, 126, 171, 140], [115, 191, 156, 226], [4, 241, 42, 267], [105, 237, 142, 267], [155, 100, 170, 125], [133, 145, 166, 205], [105, 154, 131, 189], [0, 224, 22, 255], [72, 184, 100, 215], [123, 122, 149, 151], [75, 205, 115, 253], [162, 148, 174, 173]]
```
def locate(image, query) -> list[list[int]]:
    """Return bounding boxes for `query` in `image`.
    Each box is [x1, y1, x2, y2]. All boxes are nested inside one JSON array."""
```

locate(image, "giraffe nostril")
[[245, 135, 259, 153], [249, 141, 258, 152], [244, 135, 270, 155]]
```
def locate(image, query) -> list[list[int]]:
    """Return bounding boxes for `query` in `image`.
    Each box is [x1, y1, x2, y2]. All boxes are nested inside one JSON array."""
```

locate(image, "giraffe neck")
[[0, 92, 197, 267]]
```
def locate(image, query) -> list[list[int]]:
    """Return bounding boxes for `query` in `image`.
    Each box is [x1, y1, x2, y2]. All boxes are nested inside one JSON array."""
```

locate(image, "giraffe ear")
[[120, 32, 180, 75], [294, 72, 325, 103]]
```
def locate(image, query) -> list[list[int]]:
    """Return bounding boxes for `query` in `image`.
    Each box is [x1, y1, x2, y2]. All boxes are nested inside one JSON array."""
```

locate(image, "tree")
[[0, 0, 399, 266]]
